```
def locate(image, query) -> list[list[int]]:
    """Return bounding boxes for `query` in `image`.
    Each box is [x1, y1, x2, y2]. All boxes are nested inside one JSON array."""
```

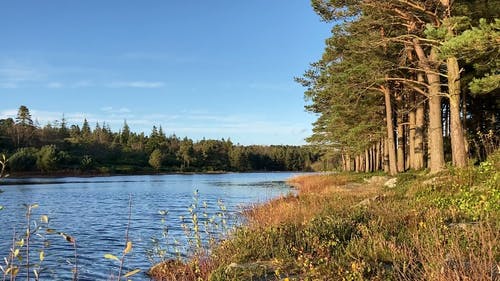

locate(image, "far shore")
[[1, 169, 311, 182]]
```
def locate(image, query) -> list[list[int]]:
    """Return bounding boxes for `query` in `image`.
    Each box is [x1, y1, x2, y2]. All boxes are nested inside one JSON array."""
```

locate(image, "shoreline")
[[149, 160, 499, 280], [3, 170, 309, 180]]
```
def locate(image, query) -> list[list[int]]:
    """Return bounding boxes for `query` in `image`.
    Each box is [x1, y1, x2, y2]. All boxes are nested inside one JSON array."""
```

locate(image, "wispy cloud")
[[100, 106, 131, 114], [71, 80, 94, 88], [47, 82, 63, 88], [0, 60, 47, 88], [0, 82, 18, 89], [107, 81, 166, 89], [0, 58, 167, 90]]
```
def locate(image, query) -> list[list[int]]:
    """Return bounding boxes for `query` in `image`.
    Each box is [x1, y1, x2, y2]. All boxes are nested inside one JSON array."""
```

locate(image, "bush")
[[8, 147, 38, 171], [80, 155, 94, 171], [37, 145, 58, 172]]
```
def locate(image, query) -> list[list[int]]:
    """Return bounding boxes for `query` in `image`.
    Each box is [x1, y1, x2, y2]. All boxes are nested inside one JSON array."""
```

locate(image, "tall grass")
[[202, 152, 499, 281]]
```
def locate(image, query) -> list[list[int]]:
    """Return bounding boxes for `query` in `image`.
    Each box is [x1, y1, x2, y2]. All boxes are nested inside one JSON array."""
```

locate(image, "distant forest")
[[0, 106, 320, 175]]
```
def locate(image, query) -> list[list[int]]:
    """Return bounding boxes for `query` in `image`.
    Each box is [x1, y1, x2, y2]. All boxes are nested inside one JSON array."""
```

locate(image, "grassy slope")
[[151, 151, 499, 281]]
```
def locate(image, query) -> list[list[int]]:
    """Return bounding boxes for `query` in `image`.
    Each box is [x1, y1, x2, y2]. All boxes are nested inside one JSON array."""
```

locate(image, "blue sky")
[[0, 1, 330, 145]]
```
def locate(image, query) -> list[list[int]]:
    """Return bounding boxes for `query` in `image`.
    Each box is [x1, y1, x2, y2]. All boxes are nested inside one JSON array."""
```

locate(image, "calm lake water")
[[0, 172, 301, 280]]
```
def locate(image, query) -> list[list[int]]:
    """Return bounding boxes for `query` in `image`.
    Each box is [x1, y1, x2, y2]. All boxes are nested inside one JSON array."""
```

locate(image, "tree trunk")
[[414, 75, 426, 170], [356, 155, 360, 172], [413, 41, 445, 173], [383, 85, 398, 175], [365, 149, 370, 172], [428, 74, 445, 172], [397, 94, 405, 172], [379, 140, 383, 171], [346, 154, 352, 171], [342, 154, 347, 171], [408, 92, 416, 169], [447, 56, 468, 167], [383, 138, 389, 173]]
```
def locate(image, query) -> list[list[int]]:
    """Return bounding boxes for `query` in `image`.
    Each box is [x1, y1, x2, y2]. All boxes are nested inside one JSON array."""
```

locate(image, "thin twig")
[[117, 195, 133, 280], [72, 240, 78, 281]]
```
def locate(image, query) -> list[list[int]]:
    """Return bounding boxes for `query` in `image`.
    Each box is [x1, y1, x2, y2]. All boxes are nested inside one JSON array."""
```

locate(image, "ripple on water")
[[0, 172, 302, 280]]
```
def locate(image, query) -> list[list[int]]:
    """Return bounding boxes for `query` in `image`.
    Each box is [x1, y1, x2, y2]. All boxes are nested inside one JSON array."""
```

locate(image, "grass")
[[153, 151, 499, 281], [2, 151, 498, 280]]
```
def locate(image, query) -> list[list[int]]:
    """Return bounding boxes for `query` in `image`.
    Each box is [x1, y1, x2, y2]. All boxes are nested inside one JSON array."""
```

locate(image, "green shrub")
[[8, 147, 38, 171], [37, 145, 58, 172]]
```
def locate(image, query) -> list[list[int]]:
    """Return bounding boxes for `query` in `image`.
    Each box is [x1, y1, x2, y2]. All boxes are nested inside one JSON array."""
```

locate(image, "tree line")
[[298, 0, 498, 174], [0, 106, 320, 174]]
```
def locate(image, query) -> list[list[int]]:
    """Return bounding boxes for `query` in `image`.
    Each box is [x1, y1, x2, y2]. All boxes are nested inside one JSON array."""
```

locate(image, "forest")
[[298, 0, 499, 174], [0, 105, 320, 175]]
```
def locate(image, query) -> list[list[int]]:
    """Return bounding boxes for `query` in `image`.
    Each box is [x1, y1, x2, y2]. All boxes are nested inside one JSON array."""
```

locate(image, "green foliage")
[[439, 18, 500, 95], [469, 73, 500, 94], [80, 154, 94, 171], [15, 105, 33, 126], [430, 156, 500, 220], [424, 24, 448, 40], [149, 149, 163, 171], [8, 147, 38, 171], [0, 106, 320, 175], [299, 0, 500, 171], [36, 145, 58, 172]]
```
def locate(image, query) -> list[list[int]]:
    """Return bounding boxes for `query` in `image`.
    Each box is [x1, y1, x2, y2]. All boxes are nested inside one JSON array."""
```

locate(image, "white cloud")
[[100, 106, 131, 113], [0, 82, 18, 88], [47, 82, 63, 88], [0, 109, 18, 118], [0, 60, 47, 87], [72, 80, 94, 88], [107, 81, 165, 89]]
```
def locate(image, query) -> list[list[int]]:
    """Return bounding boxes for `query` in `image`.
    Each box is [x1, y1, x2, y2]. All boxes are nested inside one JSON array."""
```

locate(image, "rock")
[[364, 176, 390, 186], [422, 175, 451, 186], [384, 178, 398, 188]]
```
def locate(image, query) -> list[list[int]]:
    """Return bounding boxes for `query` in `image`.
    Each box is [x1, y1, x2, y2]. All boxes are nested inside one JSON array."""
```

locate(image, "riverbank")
[[149, 151, 499, 280]]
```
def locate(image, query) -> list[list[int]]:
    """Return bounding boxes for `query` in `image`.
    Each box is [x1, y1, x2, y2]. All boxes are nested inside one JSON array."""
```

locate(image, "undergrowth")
[[199, 151, 499, 281], [1, 151, 498, 281]]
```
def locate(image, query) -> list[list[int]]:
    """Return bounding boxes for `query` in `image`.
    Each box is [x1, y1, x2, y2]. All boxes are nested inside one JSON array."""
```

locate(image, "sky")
[[0, 1, 331, 145]]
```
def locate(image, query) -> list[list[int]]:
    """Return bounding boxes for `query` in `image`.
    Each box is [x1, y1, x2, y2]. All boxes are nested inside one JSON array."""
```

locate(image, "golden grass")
[[151, 159, 500, 280], [287, 173, 350, 193], [238, 172, 499, 281], [244, 173, 380, 228]]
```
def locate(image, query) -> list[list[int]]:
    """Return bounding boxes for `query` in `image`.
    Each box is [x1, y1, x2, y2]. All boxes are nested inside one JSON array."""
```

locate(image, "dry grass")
[[244, 173, 380, 228], [150, 156, 500, 280], [287, 173, 350, 193], [215, 168, 498, 281], [148, 257, 216, 281], [412, 212, 498, 281]]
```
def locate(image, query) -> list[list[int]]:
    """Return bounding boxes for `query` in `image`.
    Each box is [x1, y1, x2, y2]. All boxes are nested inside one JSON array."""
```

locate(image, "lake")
[[0, 172, 301, 280]]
